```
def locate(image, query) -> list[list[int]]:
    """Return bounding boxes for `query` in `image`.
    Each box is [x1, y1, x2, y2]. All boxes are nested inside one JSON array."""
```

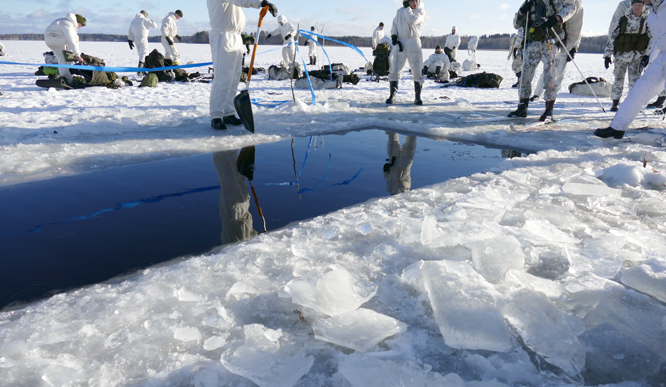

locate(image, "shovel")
[[236, 146, 267, 232], [234, 6, 270, 133]]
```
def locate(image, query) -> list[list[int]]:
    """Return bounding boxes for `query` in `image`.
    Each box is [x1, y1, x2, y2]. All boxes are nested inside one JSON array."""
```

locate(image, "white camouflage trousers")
[[611, 56, 643, 101], [534, 52, 569, 100], [519, 40, 563, 101]]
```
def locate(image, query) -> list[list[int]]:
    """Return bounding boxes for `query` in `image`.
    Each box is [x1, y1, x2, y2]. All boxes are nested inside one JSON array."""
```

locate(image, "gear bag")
[[614, 16, 649, 54], [143, 49, 175, 82], [444, 72, 503, 88], [568, 77, 612, 98]]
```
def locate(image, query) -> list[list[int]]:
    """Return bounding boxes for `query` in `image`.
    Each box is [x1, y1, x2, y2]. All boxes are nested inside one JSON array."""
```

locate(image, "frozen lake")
[[1, 40, 666, 387]]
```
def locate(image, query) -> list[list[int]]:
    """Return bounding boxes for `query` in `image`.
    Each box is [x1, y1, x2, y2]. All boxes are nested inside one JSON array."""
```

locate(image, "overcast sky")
[[0, 0, 617, 37]]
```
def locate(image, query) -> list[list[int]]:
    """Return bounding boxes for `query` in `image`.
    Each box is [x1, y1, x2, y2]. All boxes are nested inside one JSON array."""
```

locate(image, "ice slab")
[[469, 235, 525, 283], [597, 164, 644, 187], [562, 175, 621, 197], [620, 259, 666, 303], [244, 324, 284, 353], [283, 266, 378, 316], [402, 260, 515, 352], [220, 345, 314, 387], [579, 323, 663, 385], [174, 326, 202, 342], [503, 269, 567, 299], [502, 289, 585, 379], [338, 353, 446, 387], [313, 308, 407, 352]]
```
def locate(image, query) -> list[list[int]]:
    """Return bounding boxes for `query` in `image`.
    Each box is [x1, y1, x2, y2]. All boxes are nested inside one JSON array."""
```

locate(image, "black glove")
[[541, 15, 560, 29], [304, 41, 309, 46], [519, 0, 532, 15], [128, 40, 134, 50], [567, 47, 576, 62], [284, 34, 291, 41], [403, 1, 410, 8], [642, 55, 650, 68], [422, 66, 428, 76], [397, 41, 404, 52], [266, 33, 272, 39], [175, 35, 182, 42], [166, 36, 174, 45], [604, 56, 612, 69], [261, 0, 278, 17], [391, 34, 398, 46]]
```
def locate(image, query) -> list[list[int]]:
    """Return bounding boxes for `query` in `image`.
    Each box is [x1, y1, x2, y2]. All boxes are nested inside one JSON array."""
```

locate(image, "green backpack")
[[140, 73, 158, 87]]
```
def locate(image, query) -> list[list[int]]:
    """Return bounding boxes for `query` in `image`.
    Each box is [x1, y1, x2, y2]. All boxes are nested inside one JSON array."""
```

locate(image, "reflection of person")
[[44, 13, 86, 82], [161, 10, 182, 64], [383, 133, 417, 195], [213, 151, 258, 244], [128, 10, 157, 70]]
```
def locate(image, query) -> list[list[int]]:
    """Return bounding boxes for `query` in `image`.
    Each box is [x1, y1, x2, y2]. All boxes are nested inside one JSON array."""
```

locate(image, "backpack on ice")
[[373, 43, 391, 76], [140, 73, 159, 87], [568, 77, 612, 98], [446, 72, 503, 88]]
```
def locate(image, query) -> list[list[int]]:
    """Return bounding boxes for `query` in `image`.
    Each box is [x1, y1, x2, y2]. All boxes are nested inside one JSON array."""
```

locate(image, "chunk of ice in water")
[[502, 289, 585, 379], [174, 326, 202, 342], [579, 323, 663, 385], [221, 346, 314, 387], [338, 353, 446, 387], [469, 236, 525, 283], [313, 308, 407, 352], [402, 260, 515, 352], [283, 266, 378, 316], [620, 259, 666, 304]]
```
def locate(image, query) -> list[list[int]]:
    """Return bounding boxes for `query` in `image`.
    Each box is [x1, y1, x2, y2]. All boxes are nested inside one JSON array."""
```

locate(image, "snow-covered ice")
[[2, 40, 666, 386]]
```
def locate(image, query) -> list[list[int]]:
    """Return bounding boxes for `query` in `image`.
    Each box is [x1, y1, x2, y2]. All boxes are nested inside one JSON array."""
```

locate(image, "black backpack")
[[456, 72, 503, 88]]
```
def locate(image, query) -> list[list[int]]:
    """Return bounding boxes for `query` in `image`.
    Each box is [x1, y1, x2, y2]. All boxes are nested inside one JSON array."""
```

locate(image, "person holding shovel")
[[207, 0, 278, 130]]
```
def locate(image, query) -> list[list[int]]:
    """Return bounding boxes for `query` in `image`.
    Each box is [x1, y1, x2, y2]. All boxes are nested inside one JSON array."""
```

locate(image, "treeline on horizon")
[[0, 32, 609, 54]]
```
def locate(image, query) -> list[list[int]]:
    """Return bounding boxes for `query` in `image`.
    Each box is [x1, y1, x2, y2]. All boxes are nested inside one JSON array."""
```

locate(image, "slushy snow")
[[1, 40, 666, 386]]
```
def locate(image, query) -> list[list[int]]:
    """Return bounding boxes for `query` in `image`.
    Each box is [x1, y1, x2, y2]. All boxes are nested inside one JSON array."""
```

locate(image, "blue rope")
[[299, 32, 334, 81], [0, 60, 212, 73], [299, 30, 372, 64], [295, 44, 317, 105]]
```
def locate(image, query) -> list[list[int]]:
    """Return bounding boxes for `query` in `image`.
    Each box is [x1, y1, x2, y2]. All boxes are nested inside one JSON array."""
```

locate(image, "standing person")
[[161, 10, 183, 64], [531, 0, 584, 102], [266, 15, 297, 69], [373, 22, 385, 50], [507, 0, 577, 121], [306, 26, 318, 65], [44, 13, 86, 83], [128, 10, 157, 70], [444, 26, 460, 62], [509, 27, 525, 88], [422, 45, 450, 81], [207, 0, 278, 130], [386, 0, 426, 106], [0, 42, 6, 56], [604, 0, 652, 112], [595, 0, 666, 138]]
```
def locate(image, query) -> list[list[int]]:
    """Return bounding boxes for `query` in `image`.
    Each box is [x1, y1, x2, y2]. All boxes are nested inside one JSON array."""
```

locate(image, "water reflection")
[[384, 133, 417, 195]]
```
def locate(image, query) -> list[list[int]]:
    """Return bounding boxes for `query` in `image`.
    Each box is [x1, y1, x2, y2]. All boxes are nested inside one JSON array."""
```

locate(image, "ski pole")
[[550, 27, 607, 113], [518, 10, 529, 96]]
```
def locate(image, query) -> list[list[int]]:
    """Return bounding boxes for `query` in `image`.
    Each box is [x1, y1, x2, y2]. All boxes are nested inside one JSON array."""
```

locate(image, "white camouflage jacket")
[[391, 1, 425, 42], [44, 13, 82, 56], [605, 6, 653, 60], [513, 0, 577, 41], [161, 12, 178, 39], [128, 13, 157, 42]]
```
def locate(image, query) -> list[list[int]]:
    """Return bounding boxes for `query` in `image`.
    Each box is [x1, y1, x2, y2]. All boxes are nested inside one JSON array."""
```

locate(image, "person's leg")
[[611, 57, 630, 102], [223, 50, 244, 122], [509, 41, 540, 116], [209, 32, 232, 127], [626, 59, 642, 92], [407, 44, 424, 105]]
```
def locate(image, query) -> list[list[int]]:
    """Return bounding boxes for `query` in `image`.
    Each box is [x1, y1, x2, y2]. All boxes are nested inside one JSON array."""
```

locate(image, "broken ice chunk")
[[502, 289, 585, 379], [41, 365, 80, 387], [579, 323, 663, 385], [203, 333, 230, 351], [503, 269, 566, 299], [620, 259, 666, 304], [313, 308, 407, 352], [402, 260, 515, 352], [421, 215, 442, 246], [469, 235, 525, 283], [244, 324, 284, 353], [221, 346, 314, 387], [338, 353, 446, 387], [176, 288, 205, 302], [283, 266, 378, 316], [226, 282, 258, 300], [174, 326, 202, 342], [562, 181, 621, 197]]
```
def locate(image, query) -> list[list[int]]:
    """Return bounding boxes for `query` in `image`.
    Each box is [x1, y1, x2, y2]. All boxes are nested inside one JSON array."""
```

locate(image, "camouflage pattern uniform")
[[514, 0, 577, 101], [605, 6, 652, 101], [510, 28, 525, 74]]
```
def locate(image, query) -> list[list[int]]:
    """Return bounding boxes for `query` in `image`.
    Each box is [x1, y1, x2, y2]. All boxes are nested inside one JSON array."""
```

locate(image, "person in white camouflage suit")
[[508, 27, 525, 88], [605, 0, 652, 112], [508, 0, 577, 121]]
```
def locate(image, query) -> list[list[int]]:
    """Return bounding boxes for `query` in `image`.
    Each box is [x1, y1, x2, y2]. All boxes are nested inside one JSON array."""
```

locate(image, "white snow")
[[2, 40, 666, 386]]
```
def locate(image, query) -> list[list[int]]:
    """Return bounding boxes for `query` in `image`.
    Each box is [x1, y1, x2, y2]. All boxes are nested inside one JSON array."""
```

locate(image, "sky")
[[0, 0, 618, 38]]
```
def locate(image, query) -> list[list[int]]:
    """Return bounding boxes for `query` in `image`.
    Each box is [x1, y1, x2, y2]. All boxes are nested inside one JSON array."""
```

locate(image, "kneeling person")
[[422, 45, 450, 81]]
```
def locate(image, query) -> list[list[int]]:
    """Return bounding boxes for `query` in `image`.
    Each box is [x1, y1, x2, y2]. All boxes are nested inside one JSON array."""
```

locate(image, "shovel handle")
[[246, 6, 270, 86]]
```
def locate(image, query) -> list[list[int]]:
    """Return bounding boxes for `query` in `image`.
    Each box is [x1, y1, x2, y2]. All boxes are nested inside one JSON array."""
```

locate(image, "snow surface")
[[2, 40, 666, 386]]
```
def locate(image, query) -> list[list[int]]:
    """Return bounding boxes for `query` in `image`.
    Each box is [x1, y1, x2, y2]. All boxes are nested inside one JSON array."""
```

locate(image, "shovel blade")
[[233, 89, 255, 133]]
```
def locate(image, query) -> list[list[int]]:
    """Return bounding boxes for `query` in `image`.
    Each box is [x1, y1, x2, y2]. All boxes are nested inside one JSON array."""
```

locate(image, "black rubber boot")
[[610, 100, 620, 112], [539, 100, 555, 122], [511, 72, 521, 88], [223, 115, 243, 125], [414, 82, 423, 105], [647, 96, 666, 109], [594, 127, 625, 139], [386, 81, 398, 104], [435, 66, 441, 79], [508, 98, 529, 117], [211, 118, 227, 130]]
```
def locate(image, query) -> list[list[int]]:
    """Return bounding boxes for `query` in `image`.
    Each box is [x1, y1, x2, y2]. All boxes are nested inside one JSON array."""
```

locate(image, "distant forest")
[[0, 32, 609, 53]]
